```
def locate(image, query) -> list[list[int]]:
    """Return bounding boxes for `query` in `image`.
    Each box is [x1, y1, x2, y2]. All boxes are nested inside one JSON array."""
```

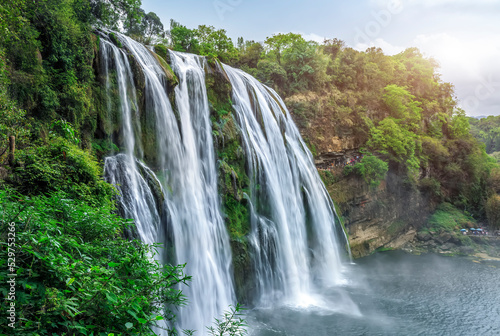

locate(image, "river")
[[247, 251, 500, 335]]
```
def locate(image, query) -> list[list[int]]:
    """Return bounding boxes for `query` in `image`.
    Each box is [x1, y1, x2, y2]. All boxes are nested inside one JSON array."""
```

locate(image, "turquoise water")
[[247, 252, 500, 335]]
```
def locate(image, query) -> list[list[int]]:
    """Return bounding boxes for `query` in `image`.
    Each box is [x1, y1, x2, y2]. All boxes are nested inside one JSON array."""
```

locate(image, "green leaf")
[[108, 262, 120, 268], [127, 310, 138, 320], [106, 292, 118, 303], [155, 315, 164, 320], [137, 318, 147, 324], [125, 322, 133, 329]]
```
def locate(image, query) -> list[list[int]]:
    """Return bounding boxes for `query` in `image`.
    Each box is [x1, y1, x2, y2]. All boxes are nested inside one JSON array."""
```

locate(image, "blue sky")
[[142, 0, 500, 117]]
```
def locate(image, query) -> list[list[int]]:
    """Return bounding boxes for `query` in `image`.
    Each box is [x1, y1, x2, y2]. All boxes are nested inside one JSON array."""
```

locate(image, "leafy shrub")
[[419, 177, 442, 198], [15, 137, 114, 207], [0, 189, 190, 335], [50, 120, 79, 145], [354, 154, 388, 188]]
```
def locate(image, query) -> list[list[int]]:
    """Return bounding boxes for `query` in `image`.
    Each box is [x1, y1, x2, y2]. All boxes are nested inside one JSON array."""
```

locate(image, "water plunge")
[[223, 65, 348, 307]]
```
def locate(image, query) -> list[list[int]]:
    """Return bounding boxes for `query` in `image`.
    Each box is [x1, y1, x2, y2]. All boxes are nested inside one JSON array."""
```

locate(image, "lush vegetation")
[[425, 203, 476, 233], [469, 115, 500, 154], [1, 0, 500, 333], [0, 188, 190, 335], [0, 1, 249, 335], [161, 19, 499, 224]]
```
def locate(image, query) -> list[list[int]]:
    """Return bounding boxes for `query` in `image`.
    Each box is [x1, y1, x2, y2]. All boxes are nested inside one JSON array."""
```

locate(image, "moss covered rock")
[[205, 59, 255, 302]]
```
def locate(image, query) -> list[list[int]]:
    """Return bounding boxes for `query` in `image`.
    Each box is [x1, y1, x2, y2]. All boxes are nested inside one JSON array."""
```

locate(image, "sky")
[[141, 0, 500, 117]]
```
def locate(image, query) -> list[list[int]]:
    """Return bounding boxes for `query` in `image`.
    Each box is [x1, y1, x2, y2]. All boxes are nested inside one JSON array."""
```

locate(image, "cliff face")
[[294, 110, 434, 258], [329, 171, 431, 258]]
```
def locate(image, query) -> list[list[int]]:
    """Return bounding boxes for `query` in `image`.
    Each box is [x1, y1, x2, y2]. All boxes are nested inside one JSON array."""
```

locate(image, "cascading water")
[[222, 64, 348, 307], [99, 27, 351, 333], [166, 50, 234, 331], [100, 38, 162, 246], [100, 32, 234, 334]]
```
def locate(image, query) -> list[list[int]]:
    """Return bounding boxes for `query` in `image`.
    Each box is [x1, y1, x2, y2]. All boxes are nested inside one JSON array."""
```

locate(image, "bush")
[[15, 137, 114, 207], [354, 154, 388, 188], [419, 177, 442, 199], [0, 189, 190, 335]]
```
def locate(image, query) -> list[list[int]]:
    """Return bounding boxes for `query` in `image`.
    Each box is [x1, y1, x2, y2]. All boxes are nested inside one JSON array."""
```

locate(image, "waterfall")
[[166, 50, 234, 331], [100, 32, 234, 334], [223, 65, 347, 307], [100, 39, 161, 245], [99, 28, 349, 333]]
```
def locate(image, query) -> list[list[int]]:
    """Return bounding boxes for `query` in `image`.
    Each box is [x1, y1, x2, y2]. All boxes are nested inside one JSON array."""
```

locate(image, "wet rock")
[[417, 232, 432, 241], [440, 242, 456, 251], [436, 232, 451, 244], [448, 235, 462, 245]]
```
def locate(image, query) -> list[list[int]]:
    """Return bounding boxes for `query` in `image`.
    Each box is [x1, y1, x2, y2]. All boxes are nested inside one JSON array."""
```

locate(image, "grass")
[[426, 202, 476, 233]]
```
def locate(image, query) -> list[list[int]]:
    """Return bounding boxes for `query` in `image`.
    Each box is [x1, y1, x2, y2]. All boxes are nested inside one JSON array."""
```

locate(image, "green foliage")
[[382, 84, 422, 130], [223, 193, 249, 239], [15, 137, 114, 207], [485, 194, 500, 229], [235, 40, 264, 69], [0, 188, 191, 335], [207, 304, 248, 336], [196, 25, 238, 63], [90, 0, 142, 29], [354, 154, 388, 188], [419, 177, 442, 199], [469, 115, 500, 153], [490, 151, 500, 163], [448, 108, 470, 139], [0, 55, 31, 156], [1, 0, 98, 145], [50, 120, 79, 145], [318, 170, 340, 185], [255, 59, 287, 91], [126, 10, 164, 44], [264, 33, 304, 65], [367, 117, 421, 180], [426, 203, 475, 233], [154, 44, 168, 60]]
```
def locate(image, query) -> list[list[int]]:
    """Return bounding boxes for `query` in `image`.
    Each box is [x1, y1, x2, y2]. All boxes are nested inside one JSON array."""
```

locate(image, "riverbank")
[[402, 232, 500, 260]]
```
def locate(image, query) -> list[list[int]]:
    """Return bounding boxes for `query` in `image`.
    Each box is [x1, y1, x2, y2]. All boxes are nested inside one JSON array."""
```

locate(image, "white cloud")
[[301, 33, 326, 43], [353, 33, 500, 116], [354, 37, 404, 55], [267, 31, 326, 44]]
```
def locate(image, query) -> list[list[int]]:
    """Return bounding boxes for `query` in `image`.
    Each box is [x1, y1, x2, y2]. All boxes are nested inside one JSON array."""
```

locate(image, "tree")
[[382, 84, 422, 131], [90, 0, 142, 29], [448, 108, 470, 139], [264, 33, 303, 65], [125, 10, 164, 44], [143, 12, 164, 43], [168, 19, 199, 53], [196, 25, 237, 62], [237, 40, 264, 69], [256, 59, 287, 92], [367, 117, 421, 179], [323, 38, 345, 59]]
